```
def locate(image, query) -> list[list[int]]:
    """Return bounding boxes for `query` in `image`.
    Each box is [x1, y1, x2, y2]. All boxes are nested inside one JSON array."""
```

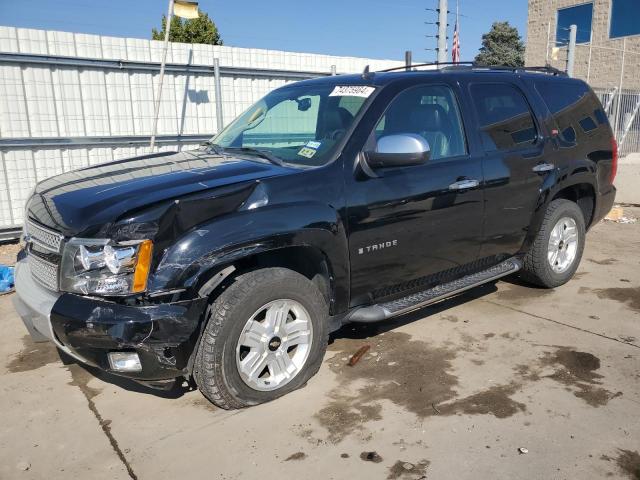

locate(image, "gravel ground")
[[1, 209, 639, 480]]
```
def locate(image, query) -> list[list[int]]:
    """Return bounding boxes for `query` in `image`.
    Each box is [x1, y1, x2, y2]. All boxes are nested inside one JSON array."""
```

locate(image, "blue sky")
[[0, 0, 528, 62]]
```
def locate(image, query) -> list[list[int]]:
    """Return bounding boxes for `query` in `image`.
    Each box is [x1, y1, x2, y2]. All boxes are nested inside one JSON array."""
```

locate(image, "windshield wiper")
[[224, 147, 285, 167], [201, 141, 226, 156]]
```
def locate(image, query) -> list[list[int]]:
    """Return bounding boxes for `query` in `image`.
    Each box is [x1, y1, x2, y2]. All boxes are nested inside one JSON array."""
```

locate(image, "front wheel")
[[520, 199, 586, 288], [193, 267, 328, 409]]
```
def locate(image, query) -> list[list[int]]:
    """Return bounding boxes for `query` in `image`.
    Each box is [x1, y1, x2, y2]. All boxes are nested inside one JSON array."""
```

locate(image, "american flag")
[[452, 18, 461, 63]]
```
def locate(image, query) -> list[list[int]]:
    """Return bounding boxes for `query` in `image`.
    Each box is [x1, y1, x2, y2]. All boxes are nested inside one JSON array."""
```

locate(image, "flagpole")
[[451, 0, 460, 63], [150, 0, 174, 151], [455, 0, 459, 62]]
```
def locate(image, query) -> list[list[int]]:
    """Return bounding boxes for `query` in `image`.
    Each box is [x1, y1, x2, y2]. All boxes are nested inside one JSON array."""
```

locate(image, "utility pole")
[[437, 0, 448, 63], [566, 24, 577, 77], [150, 0, 174, 151]]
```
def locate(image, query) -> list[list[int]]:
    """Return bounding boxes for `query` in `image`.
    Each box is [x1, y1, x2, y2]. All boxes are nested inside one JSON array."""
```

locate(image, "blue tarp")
[[0, 265, 14, 293]]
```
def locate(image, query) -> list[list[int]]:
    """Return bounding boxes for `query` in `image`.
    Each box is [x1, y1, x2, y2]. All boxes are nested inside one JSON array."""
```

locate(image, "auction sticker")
[[329, 85, 375, 98]]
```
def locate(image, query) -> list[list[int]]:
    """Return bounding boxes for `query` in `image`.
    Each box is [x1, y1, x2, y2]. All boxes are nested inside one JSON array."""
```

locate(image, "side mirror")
[[365, 134, 431, 168]]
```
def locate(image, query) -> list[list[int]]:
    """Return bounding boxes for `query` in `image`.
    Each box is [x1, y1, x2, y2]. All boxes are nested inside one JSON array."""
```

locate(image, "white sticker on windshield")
[[306, 141, 322, 149], [329, 85, 375, 98]]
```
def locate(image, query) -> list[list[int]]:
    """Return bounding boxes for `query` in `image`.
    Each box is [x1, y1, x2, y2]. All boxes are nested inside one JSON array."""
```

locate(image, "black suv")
[[14, 65, 617, 409]]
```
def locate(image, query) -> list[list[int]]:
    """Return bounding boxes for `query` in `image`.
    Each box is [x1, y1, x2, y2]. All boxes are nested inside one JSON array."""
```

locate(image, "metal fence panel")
[[0, 26, 403, 234], [594, 87, 640, 155]]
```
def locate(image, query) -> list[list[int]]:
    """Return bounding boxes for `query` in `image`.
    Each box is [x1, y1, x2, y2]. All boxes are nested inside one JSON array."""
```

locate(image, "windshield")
[[210, 84, 375, 167]]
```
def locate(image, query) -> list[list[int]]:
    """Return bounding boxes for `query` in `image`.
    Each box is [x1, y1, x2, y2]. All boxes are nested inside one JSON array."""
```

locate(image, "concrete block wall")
[[526, 0, 640, 90]]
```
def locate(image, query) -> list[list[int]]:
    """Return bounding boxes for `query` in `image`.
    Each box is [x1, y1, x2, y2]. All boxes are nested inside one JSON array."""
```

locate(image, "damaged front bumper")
[[13, 258, 208, 383]]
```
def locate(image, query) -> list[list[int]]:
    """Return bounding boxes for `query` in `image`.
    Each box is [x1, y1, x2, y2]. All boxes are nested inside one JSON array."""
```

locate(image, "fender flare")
[[522, 168, 597, 252]]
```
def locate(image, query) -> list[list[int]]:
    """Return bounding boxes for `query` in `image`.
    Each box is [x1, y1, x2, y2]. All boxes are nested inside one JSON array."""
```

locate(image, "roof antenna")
[[362, 64, 374, 81]]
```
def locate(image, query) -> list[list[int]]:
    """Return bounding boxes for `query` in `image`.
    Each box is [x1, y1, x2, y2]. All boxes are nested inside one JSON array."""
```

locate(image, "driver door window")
[[374, 85, 467, 160]]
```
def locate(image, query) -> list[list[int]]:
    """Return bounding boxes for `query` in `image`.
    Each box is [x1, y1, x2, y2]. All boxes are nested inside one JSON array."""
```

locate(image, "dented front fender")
[[149, 201, 350, 310]]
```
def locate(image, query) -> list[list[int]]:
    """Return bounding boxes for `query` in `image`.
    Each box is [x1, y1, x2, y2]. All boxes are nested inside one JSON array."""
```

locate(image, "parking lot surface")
[[1, 209, 639, 480]]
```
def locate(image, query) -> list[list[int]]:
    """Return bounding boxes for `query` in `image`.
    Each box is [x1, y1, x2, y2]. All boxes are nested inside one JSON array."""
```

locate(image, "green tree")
[[152, 10, 223, 45], [474, 21, 524, 67]]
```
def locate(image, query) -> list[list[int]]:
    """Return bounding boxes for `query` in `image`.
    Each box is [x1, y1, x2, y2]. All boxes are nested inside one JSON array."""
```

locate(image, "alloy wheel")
[[547, 216, 579, 274], [235, 299, 313, 391]]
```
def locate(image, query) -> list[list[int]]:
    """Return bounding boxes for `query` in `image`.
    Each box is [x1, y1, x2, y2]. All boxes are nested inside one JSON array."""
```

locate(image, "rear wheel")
[[193, 267, 328, 409], [520, 199, 586, 288]]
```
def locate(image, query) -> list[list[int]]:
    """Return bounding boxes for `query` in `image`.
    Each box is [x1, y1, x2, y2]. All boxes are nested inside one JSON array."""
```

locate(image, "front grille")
[[25, 220, 64, 253], [28, 253, 59, 291]]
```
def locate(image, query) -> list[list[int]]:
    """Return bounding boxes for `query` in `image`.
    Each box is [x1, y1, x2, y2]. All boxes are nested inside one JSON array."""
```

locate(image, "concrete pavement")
[[1, 209, 639, 480], [617, 154, 640, 205]]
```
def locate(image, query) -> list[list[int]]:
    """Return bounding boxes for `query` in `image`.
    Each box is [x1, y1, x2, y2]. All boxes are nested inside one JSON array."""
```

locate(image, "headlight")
[[60, 238, 153, 296]]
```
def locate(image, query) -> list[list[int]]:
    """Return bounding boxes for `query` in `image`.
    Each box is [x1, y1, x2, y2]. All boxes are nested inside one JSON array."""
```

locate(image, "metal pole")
[[150, 0, 174, 150], [213, 57, 224, 133], [567, 24, 577, 77], [614, 38, 626, 138], [437, 0, 448, 64], [545, 22, 551, 64], [586, 26, 594, 82], [330, 65, 336, 76], [405, 50, 412, 71]]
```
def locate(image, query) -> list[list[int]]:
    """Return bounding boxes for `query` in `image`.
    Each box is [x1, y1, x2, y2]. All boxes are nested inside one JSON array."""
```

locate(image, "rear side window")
[[534, 80, 606, 142], [470, 83, 538, 151]]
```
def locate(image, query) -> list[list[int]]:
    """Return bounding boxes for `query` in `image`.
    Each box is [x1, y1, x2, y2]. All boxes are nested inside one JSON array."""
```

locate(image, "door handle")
[[532, 163, 555, 173], [449, 179, 480, 191]]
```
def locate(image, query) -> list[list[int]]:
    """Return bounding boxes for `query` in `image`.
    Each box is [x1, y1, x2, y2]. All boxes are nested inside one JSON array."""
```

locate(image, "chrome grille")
[[28, 253, 59, 291], [25, 220, 64, 253]]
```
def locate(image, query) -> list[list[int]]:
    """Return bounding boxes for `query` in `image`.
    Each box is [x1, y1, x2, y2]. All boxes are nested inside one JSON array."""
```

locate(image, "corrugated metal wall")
[[0, 26, 403, 232]]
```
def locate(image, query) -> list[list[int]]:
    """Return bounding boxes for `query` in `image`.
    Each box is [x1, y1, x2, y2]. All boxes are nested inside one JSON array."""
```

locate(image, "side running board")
[[346, 258, 522, 323]]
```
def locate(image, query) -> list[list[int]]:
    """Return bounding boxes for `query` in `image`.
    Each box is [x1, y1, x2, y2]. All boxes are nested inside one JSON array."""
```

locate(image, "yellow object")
[[174, 1, 199, 19], [133, 240, 154, 293], [605, 206, 624, 221], [551, 47, 560, 61]]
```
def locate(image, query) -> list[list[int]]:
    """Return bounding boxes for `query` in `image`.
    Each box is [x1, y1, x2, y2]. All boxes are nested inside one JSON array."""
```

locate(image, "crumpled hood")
[[27, 148, 293, 236]]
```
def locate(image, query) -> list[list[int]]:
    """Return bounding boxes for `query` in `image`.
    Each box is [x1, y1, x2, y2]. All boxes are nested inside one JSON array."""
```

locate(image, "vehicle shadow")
[[57, 350, 192, 399], [330, 281, 499, 343], [500, 274, 548, 290], [56, 281, 503, 399]]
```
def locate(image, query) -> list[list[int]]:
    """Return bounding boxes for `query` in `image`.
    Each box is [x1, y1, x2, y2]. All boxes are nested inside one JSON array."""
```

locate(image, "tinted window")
[[374, 85, 467, 160], [535, 79, 605, 142], [556, 3, 593, 44], [535, 80, 590, 115], [594, 108, 608, 125], [579, 116, 597, 132], [562, 126, 577, 143], [470, 83, 537, 151], [610, 0, 640, 38]]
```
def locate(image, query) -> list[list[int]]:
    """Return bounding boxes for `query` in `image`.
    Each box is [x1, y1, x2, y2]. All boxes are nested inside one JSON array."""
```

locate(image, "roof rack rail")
[[379, 61, 475, 73], [519, 65, 567, 76], [377, 62, 567, 76]]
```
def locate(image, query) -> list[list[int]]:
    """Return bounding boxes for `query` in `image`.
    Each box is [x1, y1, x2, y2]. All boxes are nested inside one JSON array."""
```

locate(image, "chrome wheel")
[[235, 299, 313, 392], [548, 216, 579, 274]]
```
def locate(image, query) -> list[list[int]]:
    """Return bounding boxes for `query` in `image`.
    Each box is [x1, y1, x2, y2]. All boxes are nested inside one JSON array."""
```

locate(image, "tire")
[[193, 267, 328, 409], [520, 199, 586, 288]]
